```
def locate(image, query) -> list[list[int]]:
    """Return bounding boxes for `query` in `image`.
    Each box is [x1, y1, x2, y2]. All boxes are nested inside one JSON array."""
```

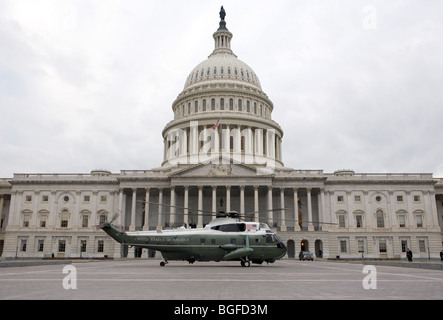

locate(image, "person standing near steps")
[[406, 248, 413, 262]]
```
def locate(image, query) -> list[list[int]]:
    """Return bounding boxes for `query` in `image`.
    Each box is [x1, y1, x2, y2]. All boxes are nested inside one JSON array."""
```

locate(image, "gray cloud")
[[1, 0, 442, 178]]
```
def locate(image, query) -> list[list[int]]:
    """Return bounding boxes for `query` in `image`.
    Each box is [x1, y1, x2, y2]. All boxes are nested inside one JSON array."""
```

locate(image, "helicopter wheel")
[[160, 261, 168, 267], [240, 260, 250, 267]]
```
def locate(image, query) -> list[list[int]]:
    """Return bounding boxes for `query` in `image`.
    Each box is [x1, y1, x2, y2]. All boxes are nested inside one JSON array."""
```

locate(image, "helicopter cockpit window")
[[211, 223, 246, 232], [265, 234, 282, 244]]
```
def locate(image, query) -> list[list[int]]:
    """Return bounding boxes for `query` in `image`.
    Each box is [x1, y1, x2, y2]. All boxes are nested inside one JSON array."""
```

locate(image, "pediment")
[[169, 161, 269, 178]]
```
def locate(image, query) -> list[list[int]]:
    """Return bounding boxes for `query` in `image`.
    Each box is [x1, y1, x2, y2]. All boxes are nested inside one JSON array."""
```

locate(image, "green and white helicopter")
[[98, 204, 288, 267]]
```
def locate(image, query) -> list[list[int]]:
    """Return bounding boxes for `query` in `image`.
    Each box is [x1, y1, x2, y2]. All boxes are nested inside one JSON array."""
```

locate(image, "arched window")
[[238, 99, 242, 111], [229, 98, 234, 110], [202, 99, 206, 111], [211, 98, 215, 110], [220, 98, 224, 110], [376, 210, 384, 228]]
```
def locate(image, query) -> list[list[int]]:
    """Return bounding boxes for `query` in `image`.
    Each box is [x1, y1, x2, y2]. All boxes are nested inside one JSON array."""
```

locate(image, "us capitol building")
[[1, 7, 442, 260]]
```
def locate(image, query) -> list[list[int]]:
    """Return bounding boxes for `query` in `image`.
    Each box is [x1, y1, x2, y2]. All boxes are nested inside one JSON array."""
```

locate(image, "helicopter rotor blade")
[[138, 200, 218, 217], [137, 200, 337, 225], [109, 210, 120, 224]]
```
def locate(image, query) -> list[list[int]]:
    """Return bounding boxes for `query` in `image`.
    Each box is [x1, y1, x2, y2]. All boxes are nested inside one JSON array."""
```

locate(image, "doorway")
[[315, 239, 323, 258], [300, 239, 309, 252], [287, 240, 295, 258]]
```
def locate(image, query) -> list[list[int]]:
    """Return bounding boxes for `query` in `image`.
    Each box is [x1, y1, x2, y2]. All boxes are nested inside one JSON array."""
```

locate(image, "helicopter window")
[[211, 223, 246, 232], [266, 234, 274, 243], [230, 238, 236, 245], [200, 238, 206, 244], [255, 238, 260, 244]]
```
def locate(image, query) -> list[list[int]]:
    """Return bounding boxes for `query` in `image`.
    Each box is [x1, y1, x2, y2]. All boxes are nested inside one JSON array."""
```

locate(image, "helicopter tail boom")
[[98, 222, 129, 244]]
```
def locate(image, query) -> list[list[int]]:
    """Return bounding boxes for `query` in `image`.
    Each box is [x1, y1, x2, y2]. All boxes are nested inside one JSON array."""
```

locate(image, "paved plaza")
[[0, 259, 442, 300]]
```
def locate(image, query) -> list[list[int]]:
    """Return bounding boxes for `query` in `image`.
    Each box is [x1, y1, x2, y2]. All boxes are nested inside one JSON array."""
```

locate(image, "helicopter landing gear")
[[160, 260, 168, 267], [240, 258, 251, 267]]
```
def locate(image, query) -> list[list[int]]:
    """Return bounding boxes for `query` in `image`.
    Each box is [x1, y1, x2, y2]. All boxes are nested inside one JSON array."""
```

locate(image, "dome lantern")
[[212, 6, 234, 56]]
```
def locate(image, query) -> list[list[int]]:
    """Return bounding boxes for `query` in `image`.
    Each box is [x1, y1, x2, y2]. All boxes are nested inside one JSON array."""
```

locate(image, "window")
[[416, 215, 423, 228], [418, 240, 426, 252], [357, 239, 365, 253], [84, 195, 90, 202], [246, 101, 250, 113], [229, 98, 233, 110], [21, 239, 27, 252], [401, 240, 408, 252], [38, 240, 44, 252], [397, 195, 403, 202], [200, 238, 206, 245], [100, 195, 107, 203], [376, 210, 384, 228], [337, 195, 344, 202], [355, 215, 363, 228], [25, 195, 32, 202], [211, 98, 215, 110], [238, 99, 242, 111], [40, 215, 47, 228], [220, 98, 224, 110], [195, 101, 198, 113], [398, 215, 406, 228], [354, 195, 361, 202], [82, 215, 89, 228], [338, 215, 346, 228], [413, 195, 420, 202], [379, 240, 387, 253], [58, 240, 66, 252], [97, 240, 104, 253], [80, 240, 87, 252], [23, 215, 30, 228], [99, 214, 107, 225], [340, 240, 347, 253], [42, 195, 49, 202], [60, 210, 69, 228]]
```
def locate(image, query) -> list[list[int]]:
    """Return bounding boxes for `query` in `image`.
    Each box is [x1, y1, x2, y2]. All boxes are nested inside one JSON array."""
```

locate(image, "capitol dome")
[[162, 7, 284, 170], [183, 45, 262, 91]]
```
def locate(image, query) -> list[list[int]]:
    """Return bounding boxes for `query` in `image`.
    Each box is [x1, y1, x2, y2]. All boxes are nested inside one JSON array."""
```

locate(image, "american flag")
[[210, 119, 220, 130]]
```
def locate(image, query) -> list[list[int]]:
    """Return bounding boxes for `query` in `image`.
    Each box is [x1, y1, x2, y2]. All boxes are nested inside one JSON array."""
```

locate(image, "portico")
[[117, 167, 326, 234]]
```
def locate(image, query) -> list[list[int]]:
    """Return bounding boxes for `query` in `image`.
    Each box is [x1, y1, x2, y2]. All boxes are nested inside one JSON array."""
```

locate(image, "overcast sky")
[[1, 0, 442, 178]]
